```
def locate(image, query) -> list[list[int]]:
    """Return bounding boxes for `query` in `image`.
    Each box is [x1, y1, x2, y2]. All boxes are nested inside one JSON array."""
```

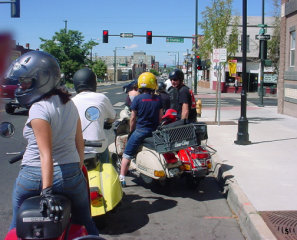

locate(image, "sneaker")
[[120, 180, 127, 188]]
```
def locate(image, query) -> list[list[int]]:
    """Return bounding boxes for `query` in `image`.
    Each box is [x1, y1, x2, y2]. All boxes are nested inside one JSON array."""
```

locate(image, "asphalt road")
[[0, 82, 245, 240]]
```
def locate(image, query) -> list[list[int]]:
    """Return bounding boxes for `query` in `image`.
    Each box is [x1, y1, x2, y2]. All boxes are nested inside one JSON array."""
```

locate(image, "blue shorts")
[[123, 128, 153, 160]]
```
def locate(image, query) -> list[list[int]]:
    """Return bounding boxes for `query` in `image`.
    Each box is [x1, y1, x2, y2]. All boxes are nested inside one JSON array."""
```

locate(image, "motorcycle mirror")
[[0, 122, 15, 138], [85, 106, 100, 122]]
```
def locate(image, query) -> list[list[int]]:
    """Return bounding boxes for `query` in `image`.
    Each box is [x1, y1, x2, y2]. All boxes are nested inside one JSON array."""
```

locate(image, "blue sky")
[[0, 0, 276, 65]]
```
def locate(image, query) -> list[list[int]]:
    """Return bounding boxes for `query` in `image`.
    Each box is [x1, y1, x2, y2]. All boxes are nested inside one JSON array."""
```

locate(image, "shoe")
[[120, 180, 126, 188]]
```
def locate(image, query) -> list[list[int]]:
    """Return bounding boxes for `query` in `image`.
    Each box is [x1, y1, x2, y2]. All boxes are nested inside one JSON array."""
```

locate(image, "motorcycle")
[[0, 121, 103, 240], [177, 123, 216, 187], [83, 106, 123, 218], [109, 109, 186, 186]]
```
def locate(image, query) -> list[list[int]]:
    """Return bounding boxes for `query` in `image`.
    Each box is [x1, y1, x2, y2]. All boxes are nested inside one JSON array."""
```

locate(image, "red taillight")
[[163, 152, 178, 164], [90, 187, 102, 200], [190, 146, 210, 159]]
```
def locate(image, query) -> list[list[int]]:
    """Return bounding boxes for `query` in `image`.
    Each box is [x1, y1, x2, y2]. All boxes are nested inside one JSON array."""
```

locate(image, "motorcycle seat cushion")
[[142, 137, 156, 151]]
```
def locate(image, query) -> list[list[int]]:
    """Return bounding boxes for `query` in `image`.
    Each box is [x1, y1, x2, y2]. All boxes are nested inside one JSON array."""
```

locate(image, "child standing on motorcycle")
[[5, 51, 99, 235], [72, 68, 116, 161], [119, 72, 163, 187]]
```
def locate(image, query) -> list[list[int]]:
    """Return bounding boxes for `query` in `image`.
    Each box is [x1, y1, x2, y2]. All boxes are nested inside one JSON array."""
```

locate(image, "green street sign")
[[166, 37, 184, 43]]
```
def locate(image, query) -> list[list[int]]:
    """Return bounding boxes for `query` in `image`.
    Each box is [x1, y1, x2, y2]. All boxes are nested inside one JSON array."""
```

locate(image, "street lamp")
[[168, 51, 180, 68], [234, 0, 251, 145], [114, 47, 125, 83]]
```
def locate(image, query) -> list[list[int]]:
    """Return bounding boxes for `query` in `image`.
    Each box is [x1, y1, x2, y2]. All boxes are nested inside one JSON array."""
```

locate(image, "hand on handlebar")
[[40, 186, 63, 223]]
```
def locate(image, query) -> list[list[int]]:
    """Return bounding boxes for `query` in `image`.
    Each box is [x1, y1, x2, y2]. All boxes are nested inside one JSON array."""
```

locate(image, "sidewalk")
[[196, 88, 297, 240]]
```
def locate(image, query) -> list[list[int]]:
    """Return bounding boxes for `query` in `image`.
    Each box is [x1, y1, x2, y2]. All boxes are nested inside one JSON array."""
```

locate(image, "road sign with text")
[[166, 37, 184, 43], [120, 33, 134, 38], [255, 35, 270, 40]]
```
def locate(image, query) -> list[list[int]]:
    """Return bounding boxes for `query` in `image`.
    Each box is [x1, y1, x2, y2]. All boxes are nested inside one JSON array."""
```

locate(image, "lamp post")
[[259, 0, 266, 106], [113, 47, 125, 83], [234, 0, 251, 145]]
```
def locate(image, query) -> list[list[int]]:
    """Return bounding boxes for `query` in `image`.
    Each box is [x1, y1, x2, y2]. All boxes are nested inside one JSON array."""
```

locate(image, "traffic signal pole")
[[194, 0, 198, 94]]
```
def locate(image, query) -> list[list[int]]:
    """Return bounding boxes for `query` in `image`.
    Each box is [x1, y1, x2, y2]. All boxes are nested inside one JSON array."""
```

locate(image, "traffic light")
[[11, 0, 20, 18], [196, 55, 202, 70], [146, 31, 152, 44], [103, 30, 109, 43]]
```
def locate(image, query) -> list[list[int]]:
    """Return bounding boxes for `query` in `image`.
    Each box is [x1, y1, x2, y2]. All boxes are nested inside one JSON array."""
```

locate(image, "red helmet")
[[162, 109, 177, 123]]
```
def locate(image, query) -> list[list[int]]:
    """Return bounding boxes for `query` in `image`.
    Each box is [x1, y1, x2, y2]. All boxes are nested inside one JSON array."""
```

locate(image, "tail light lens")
[[90, 187, 102, 201], [163, 152, 178, 164]]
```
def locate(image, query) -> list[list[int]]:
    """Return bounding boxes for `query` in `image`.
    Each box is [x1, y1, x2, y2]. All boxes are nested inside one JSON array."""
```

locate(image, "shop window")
[[290, 30, 296, 67]]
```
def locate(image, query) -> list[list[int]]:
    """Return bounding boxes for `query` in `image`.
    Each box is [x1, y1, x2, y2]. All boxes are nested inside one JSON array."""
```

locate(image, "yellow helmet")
[[137, 72, 157, 90]]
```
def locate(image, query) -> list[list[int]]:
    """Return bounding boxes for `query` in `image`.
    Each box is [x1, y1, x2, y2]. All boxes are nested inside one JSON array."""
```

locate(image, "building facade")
[[278, 0, 297, 117], [202, 16, 277, 94]]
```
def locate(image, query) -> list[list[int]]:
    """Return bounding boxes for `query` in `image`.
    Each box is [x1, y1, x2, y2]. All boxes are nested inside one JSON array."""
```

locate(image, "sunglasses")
[[170, 79, 180, 81]]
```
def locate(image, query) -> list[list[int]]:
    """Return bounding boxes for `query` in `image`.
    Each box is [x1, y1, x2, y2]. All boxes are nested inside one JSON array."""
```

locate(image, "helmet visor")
[[5, 61, 35, 91]]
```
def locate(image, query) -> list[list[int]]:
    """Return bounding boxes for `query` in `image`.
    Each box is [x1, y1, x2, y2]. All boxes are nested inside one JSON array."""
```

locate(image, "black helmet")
[[169, 69, 184, 81], [157, 82, 166, 92], [5, 51, 61, 108], [73, 68, 97, 93]]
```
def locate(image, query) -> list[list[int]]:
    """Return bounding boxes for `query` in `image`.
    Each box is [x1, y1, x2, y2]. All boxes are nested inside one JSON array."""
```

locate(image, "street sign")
[[213, 48, 227, 63], [255, 34, 270, 40], [120, 33, 133, 38], [166, 37, 184, 43]]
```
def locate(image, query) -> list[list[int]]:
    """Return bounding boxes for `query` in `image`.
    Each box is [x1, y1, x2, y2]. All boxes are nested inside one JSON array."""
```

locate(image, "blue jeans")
[[9, 163, 99, 235], [123, 128, 153, 160]]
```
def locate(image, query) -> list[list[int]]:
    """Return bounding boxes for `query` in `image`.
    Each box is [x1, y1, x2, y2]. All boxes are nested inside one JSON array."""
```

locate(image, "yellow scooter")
[[83, 107, 123, 217]]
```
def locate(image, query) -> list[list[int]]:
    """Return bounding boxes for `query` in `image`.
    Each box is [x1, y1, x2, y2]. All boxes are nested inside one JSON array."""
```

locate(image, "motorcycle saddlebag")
[[16, 195, 71, 239]]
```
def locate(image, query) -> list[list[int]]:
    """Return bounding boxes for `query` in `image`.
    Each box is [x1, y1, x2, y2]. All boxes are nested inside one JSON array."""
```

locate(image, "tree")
[[40, 29, 98, 82], [92, 59, 107, 80], [197, 0, 239, 59], [150, 69, 160, 76], [268, 0, 280, 75]]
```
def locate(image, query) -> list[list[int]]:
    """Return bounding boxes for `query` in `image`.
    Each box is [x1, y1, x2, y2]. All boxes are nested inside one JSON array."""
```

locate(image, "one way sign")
[[255, 35, 270, 40]]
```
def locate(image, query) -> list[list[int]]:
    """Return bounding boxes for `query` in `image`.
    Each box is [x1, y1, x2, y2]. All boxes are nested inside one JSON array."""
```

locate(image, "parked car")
[[0, 78, 18, 99], [0, 78, 26, 114]]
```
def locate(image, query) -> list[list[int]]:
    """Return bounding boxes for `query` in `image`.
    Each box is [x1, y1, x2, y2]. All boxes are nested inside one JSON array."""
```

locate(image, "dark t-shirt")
[[176, 85, 197, 121], [131, 93, 163, 130], [159, 92, 170, 113]]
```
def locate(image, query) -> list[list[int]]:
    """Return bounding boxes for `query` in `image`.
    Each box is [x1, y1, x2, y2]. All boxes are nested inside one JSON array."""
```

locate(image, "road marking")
[[101, 92, 108, 94], [116, 92, 123, 95], [113, 102, 125, 107]]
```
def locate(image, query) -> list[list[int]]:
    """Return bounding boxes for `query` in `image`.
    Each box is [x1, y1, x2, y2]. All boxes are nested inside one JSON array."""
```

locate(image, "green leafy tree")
[[40, 29, 98, 82], [92, 59, 107, 80], [268, 0, 280, 75], [197, 0, 239, 59], [150, 69, 160, 76]]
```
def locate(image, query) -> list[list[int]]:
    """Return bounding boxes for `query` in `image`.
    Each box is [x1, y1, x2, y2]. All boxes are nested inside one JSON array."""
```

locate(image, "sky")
[[0, 0, 276, 66]]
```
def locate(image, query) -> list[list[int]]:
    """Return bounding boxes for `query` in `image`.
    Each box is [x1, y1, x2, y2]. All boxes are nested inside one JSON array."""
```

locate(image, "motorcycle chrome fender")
[[135, 147, 166, 180]]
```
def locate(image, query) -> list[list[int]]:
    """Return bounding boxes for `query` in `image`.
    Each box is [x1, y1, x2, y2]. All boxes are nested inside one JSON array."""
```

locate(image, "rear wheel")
[[5, 103, 15, 114]]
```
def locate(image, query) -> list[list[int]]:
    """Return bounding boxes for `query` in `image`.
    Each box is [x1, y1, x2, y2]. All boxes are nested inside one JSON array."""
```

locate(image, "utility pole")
[[259, 0, 266, 107], [114, 47, 125, 83], [64, 20, 68, 33]]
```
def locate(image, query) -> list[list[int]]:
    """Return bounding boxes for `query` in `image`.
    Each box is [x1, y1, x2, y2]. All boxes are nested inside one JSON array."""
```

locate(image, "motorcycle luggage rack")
[[153, 124, 198, 153]]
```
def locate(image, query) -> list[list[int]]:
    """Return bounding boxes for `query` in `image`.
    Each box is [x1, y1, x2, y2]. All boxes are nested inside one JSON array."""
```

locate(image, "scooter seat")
[[142, 137, 156, 151]]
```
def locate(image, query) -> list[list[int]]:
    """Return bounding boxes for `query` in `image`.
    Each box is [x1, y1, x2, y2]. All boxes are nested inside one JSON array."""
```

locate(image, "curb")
[[211, 153, 277, 240]]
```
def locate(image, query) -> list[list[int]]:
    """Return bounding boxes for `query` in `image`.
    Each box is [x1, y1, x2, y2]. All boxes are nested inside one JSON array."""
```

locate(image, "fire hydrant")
[[196, 99, 202, 117]]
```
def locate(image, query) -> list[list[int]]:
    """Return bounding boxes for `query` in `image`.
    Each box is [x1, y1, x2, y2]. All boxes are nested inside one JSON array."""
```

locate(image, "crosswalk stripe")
[[113, 102, 125, 107]]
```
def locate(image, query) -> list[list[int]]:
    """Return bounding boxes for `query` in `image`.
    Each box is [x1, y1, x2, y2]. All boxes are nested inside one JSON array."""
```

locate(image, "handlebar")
[[9, 151, 24, 164], [84, 140, 102, 148]]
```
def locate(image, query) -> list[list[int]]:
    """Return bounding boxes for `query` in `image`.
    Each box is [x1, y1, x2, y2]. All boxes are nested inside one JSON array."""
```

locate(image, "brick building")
[[278, 0, 297, 117]]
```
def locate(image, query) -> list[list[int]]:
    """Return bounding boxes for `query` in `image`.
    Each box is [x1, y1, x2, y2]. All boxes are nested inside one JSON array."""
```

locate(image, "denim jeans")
[[9, 163, 99, 235], [123, 128, 153, 160]]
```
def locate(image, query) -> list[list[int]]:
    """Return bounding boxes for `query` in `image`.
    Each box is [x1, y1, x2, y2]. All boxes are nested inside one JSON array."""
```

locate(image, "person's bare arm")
[[31, 119, 53, 189], [75, 118, 85, 168], [159, 108, 163, 123], [181, 103, 189, 119], [130, 110, 137, 132]]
